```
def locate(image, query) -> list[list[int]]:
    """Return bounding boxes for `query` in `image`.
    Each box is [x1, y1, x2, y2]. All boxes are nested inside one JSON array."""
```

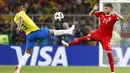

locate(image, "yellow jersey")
[[14, 11, 39, 35]]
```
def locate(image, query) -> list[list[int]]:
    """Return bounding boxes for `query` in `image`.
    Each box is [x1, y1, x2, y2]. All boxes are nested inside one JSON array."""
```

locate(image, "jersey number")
[[21, 24, 28, 30], [103, 17, 111, 24]]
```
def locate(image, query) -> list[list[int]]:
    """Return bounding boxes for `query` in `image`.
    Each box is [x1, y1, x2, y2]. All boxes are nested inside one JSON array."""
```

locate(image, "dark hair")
[[104, 3, 113, 8], [15, 3, 23, 8]]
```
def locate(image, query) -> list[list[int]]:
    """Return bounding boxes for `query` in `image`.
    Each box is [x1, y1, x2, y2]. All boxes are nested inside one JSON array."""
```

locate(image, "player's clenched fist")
[[24, 3, 29, 9], [16, 27, 22, 34], [93, 3, 98, 11], [111, 9, 116, 15]]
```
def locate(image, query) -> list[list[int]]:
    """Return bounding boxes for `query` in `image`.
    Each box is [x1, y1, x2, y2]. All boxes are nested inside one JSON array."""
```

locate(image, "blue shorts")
[[26, 28, 50, 49]]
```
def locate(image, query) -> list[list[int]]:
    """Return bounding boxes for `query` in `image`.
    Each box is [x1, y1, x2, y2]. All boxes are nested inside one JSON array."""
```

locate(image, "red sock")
[[69, 36, 89, 46], [107, 52, 114, 72]]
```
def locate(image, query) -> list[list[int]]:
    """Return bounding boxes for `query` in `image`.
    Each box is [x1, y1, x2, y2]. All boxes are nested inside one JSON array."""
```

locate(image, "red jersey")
[[94, 11, 118, 38]]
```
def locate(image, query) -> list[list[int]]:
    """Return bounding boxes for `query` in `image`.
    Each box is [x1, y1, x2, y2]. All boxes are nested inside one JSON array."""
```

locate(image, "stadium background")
[[0, 0, 98, 45], [0, 0, 130, 73]]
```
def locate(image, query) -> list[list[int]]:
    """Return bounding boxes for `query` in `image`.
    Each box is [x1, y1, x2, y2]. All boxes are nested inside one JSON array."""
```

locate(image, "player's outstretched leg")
[[14, 50, 31, 73], [107, 51, 114, 73], [61, 40, 69, 47], [69, 36, 90, 46], [62, 36, 90, 47], [52, 25, 75, 36]]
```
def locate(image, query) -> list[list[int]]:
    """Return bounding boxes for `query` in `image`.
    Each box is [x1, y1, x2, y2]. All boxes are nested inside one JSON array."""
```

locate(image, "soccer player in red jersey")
[[62, 3, 124, 73]]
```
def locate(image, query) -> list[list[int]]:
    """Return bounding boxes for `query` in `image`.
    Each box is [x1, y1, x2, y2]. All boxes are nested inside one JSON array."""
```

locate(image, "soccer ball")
[[54, 12, 64, 21]]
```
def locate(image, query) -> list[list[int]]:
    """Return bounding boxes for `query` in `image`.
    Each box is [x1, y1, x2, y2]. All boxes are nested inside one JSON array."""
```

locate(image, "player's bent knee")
[[84, 36, 91, 40], [49, 29, 54, 36], [107, 51, 112, 53], [104, 48, 112, 53], [26, 49, 32, 54]]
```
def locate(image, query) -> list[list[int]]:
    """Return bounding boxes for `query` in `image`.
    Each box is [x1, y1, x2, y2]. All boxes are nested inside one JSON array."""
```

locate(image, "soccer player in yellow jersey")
[[14, 3, 75, 73]]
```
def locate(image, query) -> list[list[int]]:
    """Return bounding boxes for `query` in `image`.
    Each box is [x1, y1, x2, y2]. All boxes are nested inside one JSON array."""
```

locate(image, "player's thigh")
[[26, 33, 36, 53], [26, 40, 35, 52], [37, 28, 50, 39], [87, 32, 101, 41], [100, 40, 112, 51]]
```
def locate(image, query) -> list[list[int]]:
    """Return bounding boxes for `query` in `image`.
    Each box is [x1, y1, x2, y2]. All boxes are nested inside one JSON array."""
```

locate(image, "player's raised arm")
[[89, 3, 98, 16], [17, 16, 24, 31], [111, 9, 124, 21], [23, 3, 29, 12]]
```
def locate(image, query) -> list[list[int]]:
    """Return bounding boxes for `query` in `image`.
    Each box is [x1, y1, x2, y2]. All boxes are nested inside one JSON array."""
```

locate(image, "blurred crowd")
[[0, 0, 98, 14], [0, 0, 98, 46]]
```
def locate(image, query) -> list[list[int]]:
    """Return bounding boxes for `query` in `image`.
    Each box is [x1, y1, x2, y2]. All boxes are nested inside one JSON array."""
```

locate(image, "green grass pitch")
[[0, 66, 129, 73]]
